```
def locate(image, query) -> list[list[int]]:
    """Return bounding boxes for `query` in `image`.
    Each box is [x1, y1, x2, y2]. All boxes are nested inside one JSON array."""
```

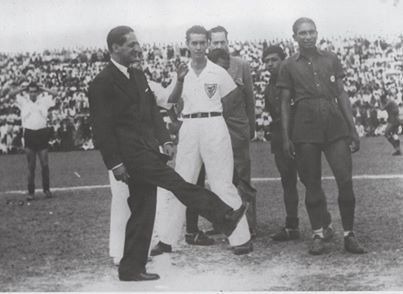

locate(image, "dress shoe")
[[150, 241, 172, 256], [224, 204, 248, 235], [119, 271, 160, 282], [232, 240, 253, 255], [308, 235, 325, 255], [323, 226, 335, 242], [185, 231, 215, 246], [271, 227, 300, 241], [344, 232, 367, 254]]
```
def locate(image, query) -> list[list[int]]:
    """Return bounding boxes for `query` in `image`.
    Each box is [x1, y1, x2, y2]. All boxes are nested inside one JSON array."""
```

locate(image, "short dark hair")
[[208, 48, 229, 63], [208, 25, 228, 40], [27, 81, 40, 92], [185, 25, 208, 42], [107, 26, 134, 52], [262, 45, 286, 61], [292, 17, 316, 34]]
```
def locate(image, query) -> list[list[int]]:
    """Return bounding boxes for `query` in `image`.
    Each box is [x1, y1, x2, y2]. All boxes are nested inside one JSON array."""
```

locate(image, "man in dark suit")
[[88, 26, 246, 282]]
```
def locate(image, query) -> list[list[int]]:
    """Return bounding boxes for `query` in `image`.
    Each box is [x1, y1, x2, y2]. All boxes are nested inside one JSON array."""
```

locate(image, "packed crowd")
[[0, 35, 403, 153]]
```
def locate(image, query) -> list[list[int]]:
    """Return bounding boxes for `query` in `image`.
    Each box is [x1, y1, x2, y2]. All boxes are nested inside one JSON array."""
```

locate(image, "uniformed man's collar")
[[188, 58, 215, 75], [295, 47, 324, 61], [268, 73, 278, 85]]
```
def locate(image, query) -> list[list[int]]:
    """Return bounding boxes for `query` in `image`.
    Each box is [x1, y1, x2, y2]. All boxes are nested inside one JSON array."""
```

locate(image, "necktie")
[[127, 66, 135, 80], [126, 66, 140, 103]]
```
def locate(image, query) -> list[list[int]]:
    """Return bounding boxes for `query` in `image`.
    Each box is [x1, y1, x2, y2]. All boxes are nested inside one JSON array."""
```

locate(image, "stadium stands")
[[0, 36, 402, 153]]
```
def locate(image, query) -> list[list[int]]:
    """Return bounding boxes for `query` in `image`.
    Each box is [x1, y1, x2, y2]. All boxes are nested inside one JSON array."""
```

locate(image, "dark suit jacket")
[[221, 86, 251, 146], [88, 62, 171, 170]]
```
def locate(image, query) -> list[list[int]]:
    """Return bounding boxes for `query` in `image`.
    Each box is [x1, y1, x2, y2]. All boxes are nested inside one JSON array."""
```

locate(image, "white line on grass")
[[253, 174, 403, 182], [1, 174, 402, 195]]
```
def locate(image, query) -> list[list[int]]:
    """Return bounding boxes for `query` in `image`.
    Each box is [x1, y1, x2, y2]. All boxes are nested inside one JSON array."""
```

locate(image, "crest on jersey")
[[204, 83, 217, 98]]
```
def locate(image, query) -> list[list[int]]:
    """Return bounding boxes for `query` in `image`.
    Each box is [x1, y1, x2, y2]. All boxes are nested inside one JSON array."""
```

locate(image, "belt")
[[182, 112, 222, 119]]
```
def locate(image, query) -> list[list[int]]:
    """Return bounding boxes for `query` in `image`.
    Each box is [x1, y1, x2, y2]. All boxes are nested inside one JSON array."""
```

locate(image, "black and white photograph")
[[0, 0, 402, 291]]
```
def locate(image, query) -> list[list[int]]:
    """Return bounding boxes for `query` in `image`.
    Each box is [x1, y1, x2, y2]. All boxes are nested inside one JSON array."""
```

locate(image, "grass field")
[[0, 136, 402, 291]]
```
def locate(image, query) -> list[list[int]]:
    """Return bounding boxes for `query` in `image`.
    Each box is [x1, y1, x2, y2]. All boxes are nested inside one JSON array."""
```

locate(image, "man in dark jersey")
[[380, 93, 401, 155], [278, 17, 366, 255], [263, 45, 333, 242]]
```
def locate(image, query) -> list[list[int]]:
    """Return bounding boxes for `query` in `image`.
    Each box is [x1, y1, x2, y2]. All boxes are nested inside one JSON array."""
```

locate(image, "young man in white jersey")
[[9, 82, 57, 200], [151, 25, 252, 256]]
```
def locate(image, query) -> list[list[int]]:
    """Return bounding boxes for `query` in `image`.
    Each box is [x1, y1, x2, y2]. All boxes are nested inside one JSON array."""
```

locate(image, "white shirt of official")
[[15, 93, 54, 130], [111, 58, 130, 79], [181, 59, 236, 114]]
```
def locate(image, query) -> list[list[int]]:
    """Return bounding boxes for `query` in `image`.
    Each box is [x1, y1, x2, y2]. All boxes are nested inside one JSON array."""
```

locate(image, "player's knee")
[[28, 162, 36, 171], [337, 179, 353, 194], [305, 195, 322, 208], [42, 165, 49, 175], [281, 172, 297, 188], [27, 168, 35, 176], [301, 177, 321, 192]]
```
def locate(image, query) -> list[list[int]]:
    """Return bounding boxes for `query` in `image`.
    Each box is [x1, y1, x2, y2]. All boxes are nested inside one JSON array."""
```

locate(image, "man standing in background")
[[9, 82, 56, 201], [263, 45, 300, 241], [379, 93, 401, 155]]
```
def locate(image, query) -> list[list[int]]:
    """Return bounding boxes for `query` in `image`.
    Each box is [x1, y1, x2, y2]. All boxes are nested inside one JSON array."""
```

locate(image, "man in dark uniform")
[[88, 26, 246, 281], [379, 93, 401, 155], [278, 18, 366, 255], [263, 45, 333, 242], [263, 46, 300, 240]]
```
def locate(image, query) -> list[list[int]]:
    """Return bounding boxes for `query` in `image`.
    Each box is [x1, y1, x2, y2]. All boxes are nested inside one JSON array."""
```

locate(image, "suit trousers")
[[118, 141, 237, 275], [158, 117, 250, 247], [230, 129, 257, 230]]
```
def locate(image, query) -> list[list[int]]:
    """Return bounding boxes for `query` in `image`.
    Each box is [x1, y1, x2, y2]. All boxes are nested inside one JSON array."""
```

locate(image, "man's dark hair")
[[107, 26, 134, 52], [292, 17, 316, 34], [185, 25, 208, 42], [208, 48, 229, 63], [262, 45, 286, 61], [27, 81, 40, 92], [208, 25, 228, 40]]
